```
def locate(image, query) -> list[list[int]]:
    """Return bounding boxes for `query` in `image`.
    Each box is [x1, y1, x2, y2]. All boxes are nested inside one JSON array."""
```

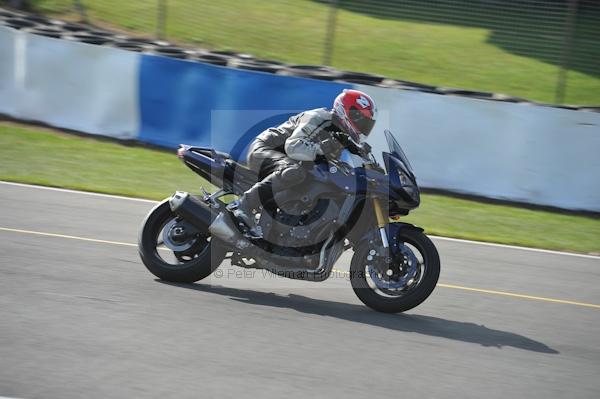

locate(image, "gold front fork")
[[366, 164, 390, 248], [372, 198, 386, 229], [372, 198, 389, 248]]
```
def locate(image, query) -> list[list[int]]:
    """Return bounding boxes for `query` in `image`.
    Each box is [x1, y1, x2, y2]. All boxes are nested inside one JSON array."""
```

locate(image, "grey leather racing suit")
[[238, 107, 339, 217]]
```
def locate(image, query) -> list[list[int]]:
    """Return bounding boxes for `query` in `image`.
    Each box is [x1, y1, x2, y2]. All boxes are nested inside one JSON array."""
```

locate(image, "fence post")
[[323, 0, 339, 66], [73, 0, 88, 23], [156, 0, 168, 39], [555, 0, 579, 104], [8, 1, 30, 10]]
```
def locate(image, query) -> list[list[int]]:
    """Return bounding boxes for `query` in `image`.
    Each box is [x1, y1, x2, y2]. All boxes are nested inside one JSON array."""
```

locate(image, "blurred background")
[[7, 0, 600, 105]]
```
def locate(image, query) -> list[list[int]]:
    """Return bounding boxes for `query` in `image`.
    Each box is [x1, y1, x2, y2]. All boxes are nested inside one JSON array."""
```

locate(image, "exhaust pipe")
[[168, 191, 214, 231], [168, 191, 241, 244]]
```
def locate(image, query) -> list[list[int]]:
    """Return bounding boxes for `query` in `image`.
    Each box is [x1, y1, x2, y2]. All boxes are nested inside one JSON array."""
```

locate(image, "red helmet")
[[332, 89, 377, 141]]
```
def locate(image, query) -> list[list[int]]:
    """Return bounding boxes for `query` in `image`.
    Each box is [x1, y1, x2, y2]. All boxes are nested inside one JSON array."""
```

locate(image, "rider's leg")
[[233, 156, 305, 234], [242, 160, 305, 209]]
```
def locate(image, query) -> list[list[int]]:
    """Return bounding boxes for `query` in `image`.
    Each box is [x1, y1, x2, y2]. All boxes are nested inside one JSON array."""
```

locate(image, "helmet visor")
[[349, 106, 375, 136]]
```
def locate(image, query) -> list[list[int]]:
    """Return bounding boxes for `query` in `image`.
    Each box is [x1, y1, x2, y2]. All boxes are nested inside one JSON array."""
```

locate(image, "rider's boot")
[[227, 186, 263, 238]]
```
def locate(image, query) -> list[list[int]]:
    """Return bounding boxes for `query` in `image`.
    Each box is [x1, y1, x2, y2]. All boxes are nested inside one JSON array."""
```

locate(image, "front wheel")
[[350, 228, 440, 313], [138, 199, 226, 283]]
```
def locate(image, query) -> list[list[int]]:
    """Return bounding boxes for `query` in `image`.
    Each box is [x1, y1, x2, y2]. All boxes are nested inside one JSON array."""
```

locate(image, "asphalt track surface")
[[1, 181, 599, 399]]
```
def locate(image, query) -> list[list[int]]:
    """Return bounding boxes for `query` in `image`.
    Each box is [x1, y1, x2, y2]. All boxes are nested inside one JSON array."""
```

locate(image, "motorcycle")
[[138, 129, 440, 313]]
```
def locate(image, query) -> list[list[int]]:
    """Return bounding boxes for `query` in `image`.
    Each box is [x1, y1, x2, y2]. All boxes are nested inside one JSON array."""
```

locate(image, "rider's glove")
[[332, 131, 371, 157], [359, 142, 372, 156], [319, 138, 344, 159], [332, 131, 352, 147], [332, 131, 359, 154]]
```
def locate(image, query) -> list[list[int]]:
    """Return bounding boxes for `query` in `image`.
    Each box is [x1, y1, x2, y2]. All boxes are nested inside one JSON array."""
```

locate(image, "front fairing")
[[383, 129, 420, 209], [312, 140, 419, 212], [383, 152, 420, 209]]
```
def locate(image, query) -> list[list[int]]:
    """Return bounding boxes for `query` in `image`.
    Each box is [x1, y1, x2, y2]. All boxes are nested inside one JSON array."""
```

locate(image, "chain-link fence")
[[3, 0, 600, 105]]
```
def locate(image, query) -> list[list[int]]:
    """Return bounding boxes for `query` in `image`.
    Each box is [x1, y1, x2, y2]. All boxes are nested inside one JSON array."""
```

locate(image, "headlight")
[[398, 169, 419, 201], [398, 170, 411, 186]]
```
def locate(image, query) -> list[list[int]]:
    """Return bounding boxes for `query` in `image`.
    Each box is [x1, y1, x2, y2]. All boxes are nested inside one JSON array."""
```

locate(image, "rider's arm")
[[284, 109, 331, 161]]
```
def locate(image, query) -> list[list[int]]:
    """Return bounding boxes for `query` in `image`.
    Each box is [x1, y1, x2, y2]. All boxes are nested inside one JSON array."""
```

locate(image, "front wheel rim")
[[364, 242, 426, 298]]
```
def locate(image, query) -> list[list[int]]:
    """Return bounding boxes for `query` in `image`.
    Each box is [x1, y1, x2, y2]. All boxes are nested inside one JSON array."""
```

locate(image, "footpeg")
[[232, 209, 263, 239]]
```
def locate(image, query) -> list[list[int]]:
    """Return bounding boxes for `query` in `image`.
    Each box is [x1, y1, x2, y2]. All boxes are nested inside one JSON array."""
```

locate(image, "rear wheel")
[[350, 228, 440, 313], [138, 199, 226, 283]]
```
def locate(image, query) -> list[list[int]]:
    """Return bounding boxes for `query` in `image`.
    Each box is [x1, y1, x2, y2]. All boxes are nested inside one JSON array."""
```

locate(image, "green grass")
[[24, 0, 600, 105], [1, 121, 599, 254], [0, 122, 207, 199]]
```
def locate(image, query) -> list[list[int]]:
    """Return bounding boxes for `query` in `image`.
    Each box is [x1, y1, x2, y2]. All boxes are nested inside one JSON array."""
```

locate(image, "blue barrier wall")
[[138, 55, 350, 160]]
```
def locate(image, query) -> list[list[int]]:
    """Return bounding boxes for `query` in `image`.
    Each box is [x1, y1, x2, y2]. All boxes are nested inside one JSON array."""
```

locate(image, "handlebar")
[[317, 130, 381, 172], [327, 148, 382, 176]]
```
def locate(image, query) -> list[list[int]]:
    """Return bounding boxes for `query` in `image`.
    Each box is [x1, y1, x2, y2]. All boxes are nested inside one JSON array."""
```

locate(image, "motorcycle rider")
[[230, 89, 377, 237]]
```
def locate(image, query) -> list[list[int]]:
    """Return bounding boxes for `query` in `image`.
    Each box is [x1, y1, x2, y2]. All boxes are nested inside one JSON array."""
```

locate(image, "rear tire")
[[138, 199, 226, 283], [350, 229, 440, 313]]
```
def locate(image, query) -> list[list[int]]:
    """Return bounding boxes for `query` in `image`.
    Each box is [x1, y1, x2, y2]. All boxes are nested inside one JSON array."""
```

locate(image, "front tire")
[[350, 228, 440, 313], [138, 199, 226, 283]]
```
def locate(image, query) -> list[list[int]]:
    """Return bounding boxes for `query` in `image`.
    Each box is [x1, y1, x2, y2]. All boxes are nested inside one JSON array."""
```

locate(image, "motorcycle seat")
[[225, 159, 259, 182], [214, 150, 232, 159]]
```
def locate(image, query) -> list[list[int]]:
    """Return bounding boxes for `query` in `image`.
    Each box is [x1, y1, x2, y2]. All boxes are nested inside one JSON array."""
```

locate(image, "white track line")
[[0, 227, 138, 247], [429, 235, 600, 260], [0, 181, 157, 204], [2, 180, 599, 260]]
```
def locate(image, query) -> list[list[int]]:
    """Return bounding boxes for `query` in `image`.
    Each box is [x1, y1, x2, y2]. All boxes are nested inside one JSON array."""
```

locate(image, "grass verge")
[[1, 121, 598, 254]]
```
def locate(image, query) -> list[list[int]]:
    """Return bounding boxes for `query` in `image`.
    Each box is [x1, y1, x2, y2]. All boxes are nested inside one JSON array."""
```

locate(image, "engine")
[[258, 198, 341, 256]]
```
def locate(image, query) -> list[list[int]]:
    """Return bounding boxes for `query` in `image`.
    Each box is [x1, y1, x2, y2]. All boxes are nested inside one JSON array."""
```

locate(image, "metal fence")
[[4, 0, 600, 105]]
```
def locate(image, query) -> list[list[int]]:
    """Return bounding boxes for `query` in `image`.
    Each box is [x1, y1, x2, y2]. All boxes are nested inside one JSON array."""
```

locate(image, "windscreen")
[[384, 129, 414, 175]]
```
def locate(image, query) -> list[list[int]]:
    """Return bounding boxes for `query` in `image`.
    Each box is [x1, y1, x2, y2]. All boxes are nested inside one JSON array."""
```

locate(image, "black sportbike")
[[138, 130, 440, 313]]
